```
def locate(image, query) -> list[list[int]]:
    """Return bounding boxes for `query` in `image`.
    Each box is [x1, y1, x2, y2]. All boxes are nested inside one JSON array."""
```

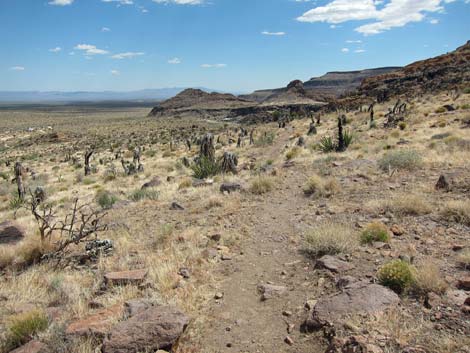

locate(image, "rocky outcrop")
[[0, 221, 25, 244], [65, 304, 124, 337], [102, 306, 189, 353]]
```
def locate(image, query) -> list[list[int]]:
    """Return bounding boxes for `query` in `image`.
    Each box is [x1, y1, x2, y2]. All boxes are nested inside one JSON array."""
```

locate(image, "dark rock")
[[457, 276, 470, 290], [124, 299, 154, 318], [170, 202, 184, 211], [141, 177, 161, 189], [0, 221, 25, 244], [220, 183, 242, 194], [102, 306, 189, 353], [435, 175, 450, 191]]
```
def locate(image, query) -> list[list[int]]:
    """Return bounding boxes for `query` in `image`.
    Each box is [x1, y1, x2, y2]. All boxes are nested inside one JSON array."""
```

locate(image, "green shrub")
[[0, 171, 9, 181], [2, 309, 49, 351], [319, 136, 335, 153], [255, 131, 276, 146], [191, 156, 221, 179], [342, 130, 354, 148], [435, 106, 447, 114], [369, 121, 377, 129], [377, 260, 414, 293], [9, 195, 24, 211], [285, 146, 301, 160], [398, 122, 407, 130], [378, 149, 422, 172], [95, 190, 119, 209], [129, 188, 159, 202], [249, 176, 274, 195], [463, 87, 470, 94], [360, 222, 390, 244]]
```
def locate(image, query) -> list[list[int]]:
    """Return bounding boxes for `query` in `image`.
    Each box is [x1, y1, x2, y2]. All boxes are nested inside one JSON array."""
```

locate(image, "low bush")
[[378, 149, 422, 172], [95, 190, 119, 209], [285, 146, 301, 160], [360, 222, 390, 244], [303, 174, 340, 198], [129, 188, 159, 202], [382, 194, 432, 216], [191, 156, 220, 180], [377, 260, 414, 294], [457, 249, 470, 269], [440, 200, 470, 226], [412, 260, 448, 296], [255, 131, 275, 146], [249, 176, 274, 195], [2, 309, 49, 351], [319, 136, 335, 153], [303, 222, 357, 257]]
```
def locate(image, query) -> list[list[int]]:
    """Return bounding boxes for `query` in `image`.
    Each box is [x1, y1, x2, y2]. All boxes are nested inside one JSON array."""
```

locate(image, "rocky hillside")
[[359, 41, 470, 100], [241, 67, 401, 103]]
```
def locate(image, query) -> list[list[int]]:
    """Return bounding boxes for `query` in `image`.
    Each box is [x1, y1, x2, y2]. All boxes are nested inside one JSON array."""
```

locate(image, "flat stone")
[[258, 283, 287, 301], [65, 303, 123, 337], [124, 299, 154, 318], [307, 281, 400, 329], [104, 269, 148, 286], [102, 306, 189, 353], [10, 340, 46, 353], [316, 255, 354, 273], [0, 221, 25, 244]]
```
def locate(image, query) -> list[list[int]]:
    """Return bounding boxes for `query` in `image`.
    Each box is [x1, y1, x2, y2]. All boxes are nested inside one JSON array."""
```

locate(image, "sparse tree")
[[84, 149, 94, 176]]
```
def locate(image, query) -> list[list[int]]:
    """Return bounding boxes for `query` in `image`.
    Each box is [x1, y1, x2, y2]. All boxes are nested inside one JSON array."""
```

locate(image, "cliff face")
[[359, 41, 470, 100]]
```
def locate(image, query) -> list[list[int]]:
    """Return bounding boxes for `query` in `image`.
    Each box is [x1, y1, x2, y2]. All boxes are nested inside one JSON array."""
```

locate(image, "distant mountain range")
[[0, 88, 222, 104]]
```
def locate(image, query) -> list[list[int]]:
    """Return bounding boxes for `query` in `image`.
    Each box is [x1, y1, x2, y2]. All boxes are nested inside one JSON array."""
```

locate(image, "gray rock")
[[0, 221, 25, 244], [316, 255, 354, 273], [258, 283, 287, 301]]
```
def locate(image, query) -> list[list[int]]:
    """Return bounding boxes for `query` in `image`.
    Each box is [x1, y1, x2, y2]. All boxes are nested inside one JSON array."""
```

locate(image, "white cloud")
[[102, 27, 111, 32], [201, 63, 227, 68], [168, 57, 181, 64], [48, 0, 73, 5], [153, 0, 204, 4], [111, 52, 144, 59], [111, 70, 120, 75], [10, 66, 25, 71], [346, 39, 362, 43], [101, 0, 134, 4], [74, 44, 108, 55], [429, 18, 439, 24], [297, 0, 459, 35], [261, 31, 286, 36], [341, 47, 349, 52], [49, 47, 62, 53], [355, 49, 366, 53]]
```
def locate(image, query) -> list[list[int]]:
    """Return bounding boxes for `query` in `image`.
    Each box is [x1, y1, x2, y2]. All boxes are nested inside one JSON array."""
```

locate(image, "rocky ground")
[[0, 90, 469, 353]]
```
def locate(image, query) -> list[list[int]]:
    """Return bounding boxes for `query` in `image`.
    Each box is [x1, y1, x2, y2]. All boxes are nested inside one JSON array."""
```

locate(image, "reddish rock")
[[102, 306, 189, 353], [104, 269, 148, 286], [65, 303, 123, 337], [457, 276, 470, 290], [10, 340, 46, 353], [0, 221, 25, 244], [425, 292, 441, 309], [390, 224, 404, 236]]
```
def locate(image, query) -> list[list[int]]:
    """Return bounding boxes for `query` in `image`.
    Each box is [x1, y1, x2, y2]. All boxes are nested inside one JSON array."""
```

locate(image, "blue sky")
[[1, 0, 469, 93]]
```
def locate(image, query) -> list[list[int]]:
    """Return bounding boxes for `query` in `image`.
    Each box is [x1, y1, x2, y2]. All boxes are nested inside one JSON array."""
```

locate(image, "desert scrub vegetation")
[[378, 149, 422, 172], [249, 176, 274, 195], [377, 259, 414, 294], [303, 222, 357, 257], [303, 174, 340, 198], [128, 188, 159, 202], [412, 260, 448, 296], [95, 189, 119, 209], [380, 194, 432, 216], [285, 146, 301, 160], [254, 131, 275, 146], [360, 222, 390, 244], [457, 249, 470, 269], [191, 156, 221, 179], [1, 309, 49, 352], [440, 200, 470, 226]]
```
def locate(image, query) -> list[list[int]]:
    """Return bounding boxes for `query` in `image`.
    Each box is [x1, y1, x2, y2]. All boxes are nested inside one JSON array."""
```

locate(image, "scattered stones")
[[0, 220, 25, 244], [10, 340, 46, 353], [102, 306, 189, 353], [326, 336, 383, 353], [316, 255, 354, 273], [306, 282, 400, 330], [258, 283, 287, 301], [66, 304, 123, 337], [104, 269, 148, 286]]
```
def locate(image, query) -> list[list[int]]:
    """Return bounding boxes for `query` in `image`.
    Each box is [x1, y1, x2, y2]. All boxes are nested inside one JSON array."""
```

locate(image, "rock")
[[66, 304, 123, 337], [0, 221, 25, 244], [258, 283, 287, 301], [170, 202, 184, 211], [390, 224, 404, 236], [102, 306, 189, 353], [192, 179, 213, 188], [141, 177, 161, 189], [284, 336, 294, 345], [435, 175, 450, 191], [209, 233, 221, 242], [10, 340, 46, 353], [178, 267, 190, 279], [104, 269, 148, 286], [124, 299, 154, 318], [336, 276, 358, 289], [214, 292, 224, 300], [457, 276, 470, 290], [425, 292, 441, 309], [307, 282, 400, 330], [220, 182, 242, 194], [316, 255, 354, 273], [305, 299, 318, 311]]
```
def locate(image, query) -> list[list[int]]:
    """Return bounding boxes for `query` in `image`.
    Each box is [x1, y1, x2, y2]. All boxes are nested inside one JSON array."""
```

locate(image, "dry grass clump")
[[178, 177, 193, 190], [249, 176, 274, 195], [205, 196, 223, 210], [303, 174, 340, 198], [360, 222, 390, 244], [285, 146, 301, 160], [1, 309, 49, 352], [412, 260, 448, 296], [439, 200, 470, 226], [0, 238, 49, 270], [381, 194, 432, 216], [378, 149, 422, 172], [457, 249, 470, 269], [303, 222, 357, 257]]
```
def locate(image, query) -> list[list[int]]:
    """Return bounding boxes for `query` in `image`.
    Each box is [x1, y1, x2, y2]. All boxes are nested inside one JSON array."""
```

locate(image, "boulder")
[[457, 276, 470, 290], [102, 306, 189, 353], [104, 269, 148, 286], [65, 304, 123, 337], [10, 340, 46, 353], [0, 221, 25, 244], [316, 255, 354, 273], [257, 283, 287, 301], [307, 281, 400, 330], [124, 299, 155, 318]]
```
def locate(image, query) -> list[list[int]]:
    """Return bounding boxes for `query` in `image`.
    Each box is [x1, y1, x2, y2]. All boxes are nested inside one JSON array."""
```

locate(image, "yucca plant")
[[319, 136, 336, 153], [191, 156, 221, 179]]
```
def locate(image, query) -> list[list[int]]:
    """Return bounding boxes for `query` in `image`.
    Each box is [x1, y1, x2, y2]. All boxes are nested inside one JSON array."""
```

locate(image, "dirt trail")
[[192, 129, 326, 353]]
